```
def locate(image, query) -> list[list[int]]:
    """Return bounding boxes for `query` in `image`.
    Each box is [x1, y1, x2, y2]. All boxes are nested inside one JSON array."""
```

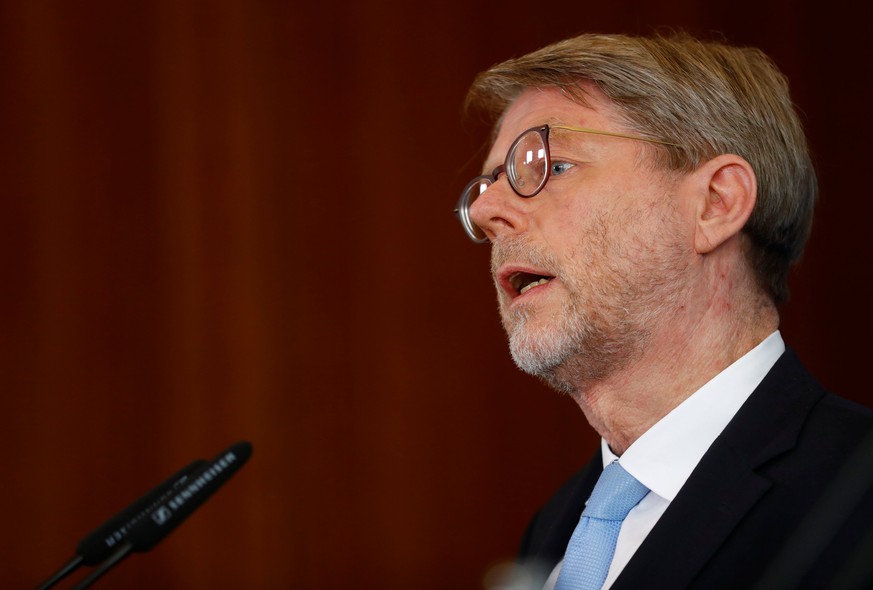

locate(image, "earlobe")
[[693, 155, 757, 255]]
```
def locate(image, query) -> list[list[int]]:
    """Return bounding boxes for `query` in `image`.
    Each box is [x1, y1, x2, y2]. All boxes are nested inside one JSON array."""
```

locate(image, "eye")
[[550, 161, 575, 176]]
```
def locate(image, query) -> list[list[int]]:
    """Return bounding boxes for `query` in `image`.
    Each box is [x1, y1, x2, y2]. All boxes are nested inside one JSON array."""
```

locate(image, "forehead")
[[488, 86, 621, 162]]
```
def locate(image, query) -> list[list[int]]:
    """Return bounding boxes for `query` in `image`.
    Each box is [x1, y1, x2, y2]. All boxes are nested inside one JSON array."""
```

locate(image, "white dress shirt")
[[543, 331, 785, 590]]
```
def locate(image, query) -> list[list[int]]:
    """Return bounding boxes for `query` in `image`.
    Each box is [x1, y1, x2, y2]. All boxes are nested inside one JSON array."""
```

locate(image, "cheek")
[[555, 185, 627, 245], [536, 163, 681, 256]]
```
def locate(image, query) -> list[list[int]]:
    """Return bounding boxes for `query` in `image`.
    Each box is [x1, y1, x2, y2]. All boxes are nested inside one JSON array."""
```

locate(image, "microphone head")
[[125, 441, 253, 553], [75, 459, 208, 566]]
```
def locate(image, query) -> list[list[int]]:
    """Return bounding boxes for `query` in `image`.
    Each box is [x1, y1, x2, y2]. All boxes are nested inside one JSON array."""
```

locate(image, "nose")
[[468, 179, 530, 242]]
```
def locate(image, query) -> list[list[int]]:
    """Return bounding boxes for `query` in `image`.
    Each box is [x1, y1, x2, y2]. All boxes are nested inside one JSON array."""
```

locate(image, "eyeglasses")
[[455, 124, 678, 243]]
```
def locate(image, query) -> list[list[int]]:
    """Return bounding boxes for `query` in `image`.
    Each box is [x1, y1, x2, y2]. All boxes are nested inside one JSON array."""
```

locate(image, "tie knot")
[[582, 461, 649, 521]]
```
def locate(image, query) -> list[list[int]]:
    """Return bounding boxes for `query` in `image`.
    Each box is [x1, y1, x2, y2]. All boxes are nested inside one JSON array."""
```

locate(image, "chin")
[[507, 322, 572, 375], [508, 340, 580, 396]]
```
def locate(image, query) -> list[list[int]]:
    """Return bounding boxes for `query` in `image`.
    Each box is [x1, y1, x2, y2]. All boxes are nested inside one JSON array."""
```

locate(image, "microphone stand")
[[71, 542, 133, 590], [35, 555, 83, 590]]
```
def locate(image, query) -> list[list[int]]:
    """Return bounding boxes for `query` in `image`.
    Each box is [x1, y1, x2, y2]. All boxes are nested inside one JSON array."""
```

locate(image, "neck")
[[563, 259, 779, 455]]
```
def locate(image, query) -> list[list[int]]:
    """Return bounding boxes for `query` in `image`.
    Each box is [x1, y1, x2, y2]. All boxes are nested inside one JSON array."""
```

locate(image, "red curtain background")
[[1, 1, 871, 588]]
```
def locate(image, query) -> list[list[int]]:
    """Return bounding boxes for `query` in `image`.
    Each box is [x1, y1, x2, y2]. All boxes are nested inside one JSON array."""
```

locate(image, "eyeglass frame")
[[455, 124, 680, 243]]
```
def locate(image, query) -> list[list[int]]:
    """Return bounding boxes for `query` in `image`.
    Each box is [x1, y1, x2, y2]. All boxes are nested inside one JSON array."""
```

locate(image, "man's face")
[[469, 87, 694, 394]]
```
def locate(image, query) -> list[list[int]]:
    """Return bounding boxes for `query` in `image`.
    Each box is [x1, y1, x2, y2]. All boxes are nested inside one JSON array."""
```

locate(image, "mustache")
[[490, 236, 561, 278]]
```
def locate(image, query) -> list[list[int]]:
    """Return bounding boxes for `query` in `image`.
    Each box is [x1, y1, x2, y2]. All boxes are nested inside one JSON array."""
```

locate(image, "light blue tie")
[[554, 461, 649, 590]]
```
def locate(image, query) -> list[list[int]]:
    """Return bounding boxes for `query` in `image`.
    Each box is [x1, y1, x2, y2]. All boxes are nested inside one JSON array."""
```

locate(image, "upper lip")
[[497, 264, 557, 299]]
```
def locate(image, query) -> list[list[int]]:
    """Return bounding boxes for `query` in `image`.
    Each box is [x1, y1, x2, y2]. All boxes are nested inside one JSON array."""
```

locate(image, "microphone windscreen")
[[125, 441, 253, 553], [75, 459, 207, 566]]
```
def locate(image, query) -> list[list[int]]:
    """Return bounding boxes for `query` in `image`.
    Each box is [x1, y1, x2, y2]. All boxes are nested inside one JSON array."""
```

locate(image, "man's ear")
[[692, 154, 757, 255]]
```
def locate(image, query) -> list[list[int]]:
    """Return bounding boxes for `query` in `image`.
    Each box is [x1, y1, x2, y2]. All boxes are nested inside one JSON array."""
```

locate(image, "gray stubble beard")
[[501, 284, 637, 397], [494, 218, 687, 397]]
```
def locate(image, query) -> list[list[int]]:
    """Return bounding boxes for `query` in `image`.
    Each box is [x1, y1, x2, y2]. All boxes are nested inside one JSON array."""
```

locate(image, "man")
[[456, 33, 873, 589]]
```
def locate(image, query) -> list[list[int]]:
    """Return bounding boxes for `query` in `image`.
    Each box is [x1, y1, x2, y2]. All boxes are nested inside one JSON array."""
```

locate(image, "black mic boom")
[[71, 441, 253, 590]]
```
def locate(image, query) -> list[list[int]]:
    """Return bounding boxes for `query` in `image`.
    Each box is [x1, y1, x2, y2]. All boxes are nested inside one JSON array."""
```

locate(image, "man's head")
[[458, 33, 815, 393], [462, 32, 817, 306]]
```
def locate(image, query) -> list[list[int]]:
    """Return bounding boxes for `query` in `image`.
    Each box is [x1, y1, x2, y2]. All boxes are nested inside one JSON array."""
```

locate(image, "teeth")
[[519, 277, 551, 295]]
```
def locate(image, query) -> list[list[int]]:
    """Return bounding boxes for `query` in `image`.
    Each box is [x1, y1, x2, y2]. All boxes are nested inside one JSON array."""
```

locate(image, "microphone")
[[36, 459, 207, 590], [71, 441, 253, 590]]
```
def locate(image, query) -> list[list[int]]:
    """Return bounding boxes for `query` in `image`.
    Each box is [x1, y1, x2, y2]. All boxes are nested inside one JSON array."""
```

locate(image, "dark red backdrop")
[[1, 1, 871, 588]]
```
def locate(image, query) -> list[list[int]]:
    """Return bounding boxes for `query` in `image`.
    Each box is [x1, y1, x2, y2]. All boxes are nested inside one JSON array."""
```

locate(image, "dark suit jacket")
[[517, 349, 873, 589]]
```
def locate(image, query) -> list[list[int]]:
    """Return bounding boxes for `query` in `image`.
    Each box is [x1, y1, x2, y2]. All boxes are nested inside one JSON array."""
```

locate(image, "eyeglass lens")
[[461, 177, 491, 242], [507, 129, 548, 196]]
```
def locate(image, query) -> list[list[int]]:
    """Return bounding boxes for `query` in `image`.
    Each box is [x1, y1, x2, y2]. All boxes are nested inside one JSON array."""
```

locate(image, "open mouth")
[[508, 271, 555, 297]]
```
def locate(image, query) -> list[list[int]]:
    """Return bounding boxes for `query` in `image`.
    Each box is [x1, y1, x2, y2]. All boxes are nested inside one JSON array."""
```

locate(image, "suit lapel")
[[612, 437, 773, 588], [613, 349, 825, 588]]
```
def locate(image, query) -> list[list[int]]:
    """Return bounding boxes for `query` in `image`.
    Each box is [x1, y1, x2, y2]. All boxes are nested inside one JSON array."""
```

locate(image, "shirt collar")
[[603, 331, 785, 501]]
